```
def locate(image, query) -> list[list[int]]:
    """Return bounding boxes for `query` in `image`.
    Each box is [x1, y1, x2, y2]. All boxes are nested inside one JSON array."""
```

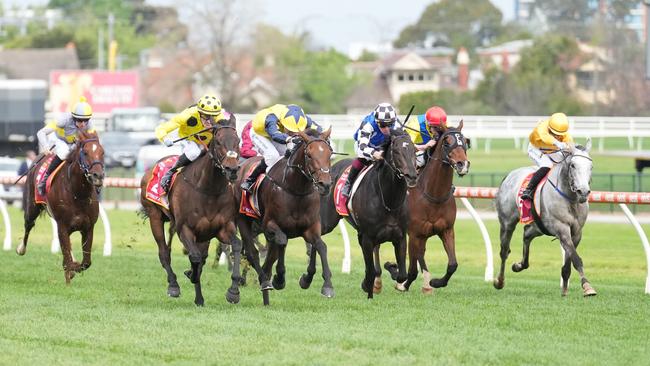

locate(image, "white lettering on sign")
[[89, 85, 135, 104]]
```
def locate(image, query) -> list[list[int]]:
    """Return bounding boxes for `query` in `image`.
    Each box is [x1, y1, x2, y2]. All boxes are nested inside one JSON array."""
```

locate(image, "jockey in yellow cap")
[[240, 104, 322, 192], [155, 94, 234, 192], [36, 96, 95, 195], [521, 112, 574, 201]]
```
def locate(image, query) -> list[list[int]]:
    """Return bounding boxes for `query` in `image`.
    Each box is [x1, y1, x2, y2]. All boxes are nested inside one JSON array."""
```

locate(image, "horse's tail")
[[137, 206, 150, 220]]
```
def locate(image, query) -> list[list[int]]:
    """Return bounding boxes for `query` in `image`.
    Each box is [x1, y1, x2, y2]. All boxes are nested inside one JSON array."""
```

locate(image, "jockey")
[[341, 102, 402, 199], [241, 104, 322, 192], [405, 106, 447, 169], [155, 94, 231, 193], [521, 112, 574, 201], [36, 96, 95, 195], [239, 120, 258, 161]]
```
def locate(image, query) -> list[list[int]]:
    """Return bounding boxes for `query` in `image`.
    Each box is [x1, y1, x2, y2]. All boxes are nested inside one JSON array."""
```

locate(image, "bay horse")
[[139, 123, 241, 306], [235, 128, 333, 305], [18, 129, 105, 283], [494, 140, 595, 296], [387, 122, 470, 293], [315, 129, 417, 299]]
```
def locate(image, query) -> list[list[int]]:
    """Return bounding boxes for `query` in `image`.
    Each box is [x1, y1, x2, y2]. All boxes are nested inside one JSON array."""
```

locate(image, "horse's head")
[[435, 120, 470, 176], [385, 130, 417, 187], [563, 138, 593, 203], [75, 130, 105, 188], [291, 127, 333, 195], [208, 123, 240, 182]]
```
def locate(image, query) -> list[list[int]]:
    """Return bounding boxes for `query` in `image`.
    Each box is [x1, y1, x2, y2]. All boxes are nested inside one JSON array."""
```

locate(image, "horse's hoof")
[[493, 279, 504, 290], [272, 274, 285, 290], [561, 288, 568, 297], [194, 299, 204, 307], [582, 283, 597, 297], [64, 270, 75, 284], [16, 245, 26, 256], [299, 274, 312, 289], [395, 282, 407, 292], [512, 263, 523, 272], [167, 286, 180, 298], [430, 278, 448, 288], [321, 287, 335, 298], [421, 286, 434, 295], [260, 280, 273, 291], [361, 280, 372, 294], [226, 289, 240, 304], [373, 277, 382, 294]]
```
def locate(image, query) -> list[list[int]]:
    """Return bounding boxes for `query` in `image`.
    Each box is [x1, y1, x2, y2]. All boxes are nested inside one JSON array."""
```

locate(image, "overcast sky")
[[2, 0, 515, 53]]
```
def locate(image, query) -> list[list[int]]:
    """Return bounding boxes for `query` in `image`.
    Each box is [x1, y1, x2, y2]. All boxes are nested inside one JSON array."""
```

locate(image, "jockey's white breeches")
[[53, 138, 72, 160], [250, 129, 288, 172], [527, 143, 562, 168], [180, 140, 203, 161]]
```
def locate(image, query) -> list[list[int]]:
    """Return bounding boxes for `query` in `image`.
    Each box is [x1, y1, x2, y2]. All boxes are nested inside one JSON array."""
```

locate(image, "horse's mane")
[[304, 128, 320, 138]]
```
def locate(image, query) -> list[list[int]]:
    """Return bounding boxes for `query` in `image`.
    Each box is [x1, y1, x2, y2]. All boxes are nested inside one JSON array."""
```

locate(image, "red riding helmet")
[[425, 106, 447, 127]]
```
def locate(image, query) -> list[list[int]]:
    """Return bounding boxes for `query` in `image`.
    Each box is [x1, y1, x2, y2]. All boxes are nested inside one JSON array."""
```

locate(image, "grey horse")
[[494, 139, 596, 296]]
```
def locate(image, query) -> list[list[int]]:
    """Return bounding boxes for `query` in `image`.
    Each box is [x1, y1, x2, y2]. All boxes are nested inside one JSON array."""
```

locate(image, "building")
[[0, 46, 79, 80], [476, 40, 534, 73], [562, 42, 615, 105]]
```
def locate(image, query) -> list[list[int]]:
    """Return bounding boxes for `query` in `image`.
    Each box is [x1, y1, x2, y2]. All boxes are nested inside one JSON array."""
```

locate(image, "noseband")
[[431, 130, 468, 167], [207, 125, 239, 173], [384, 134, 412, 179]]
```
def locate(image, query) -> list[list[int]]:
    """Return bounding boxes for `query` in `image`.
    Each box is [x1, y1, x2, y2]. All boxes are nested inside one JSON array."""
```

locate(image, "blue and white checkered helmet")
[[373, 103, 397, 125]]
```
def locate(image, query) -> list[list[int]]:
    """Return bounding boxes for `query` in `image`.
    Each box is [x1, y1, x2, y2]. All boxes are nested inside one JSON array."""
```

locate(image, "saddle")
[[239, 162, 265, 219], [34, 156, 65, 204], [144, 156, 180, 210], [517, 170, 549, 225], [333, 164, 374, 216]]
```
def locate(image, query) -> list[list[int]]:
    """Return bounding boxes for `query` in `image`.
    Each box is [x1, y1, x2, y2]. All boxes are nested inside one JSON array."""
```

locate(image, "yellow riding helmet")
[[548, 112, 569, 135], [71, 96, 92, 120], [197, 94, 222, 116]]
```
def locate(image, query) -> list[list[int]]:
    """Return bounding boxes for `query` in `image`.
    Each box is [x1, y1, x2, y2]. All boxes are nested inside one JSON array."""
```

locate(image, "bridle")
[[77, 138, 104, 182], [382, 133, 414, 180], [285, 137, 332, 187], [429, 129, 468, 167], [207, 125, 239, 173], [548, 149, 593, 202]]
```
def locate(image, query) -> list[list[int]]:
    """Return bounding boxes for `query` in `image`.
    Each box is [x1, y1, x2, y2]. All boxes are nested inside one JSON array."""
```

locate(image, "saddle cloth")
[[333, 164, 373, 216], [34, 155, 65, 204], [144, 156, 180, 210], [239, 162, 265, 219], [517, 170, 549, 224]]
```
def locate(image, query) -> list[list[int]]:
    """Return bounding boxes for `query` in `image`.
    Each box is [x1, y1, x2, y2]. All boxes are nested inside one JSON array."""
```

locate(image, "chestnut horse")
[[139, 123, 241, 306], [315, 130, 417, 299], [235, 128, 332, 305], [387, 122, 470, 293], [18, 130, 105, 283]]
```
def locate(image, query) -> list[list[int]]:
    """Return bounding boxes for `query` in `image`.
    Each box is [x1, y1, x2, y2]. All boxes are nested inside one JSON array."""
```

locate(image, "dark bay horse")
[[235, 128, 333, 305], [494, 141, 595, 296], [18, 130, 105, 283], [316, 130, 417, 299], [387, 122, 470, 293], [139, 124, 241, 306]]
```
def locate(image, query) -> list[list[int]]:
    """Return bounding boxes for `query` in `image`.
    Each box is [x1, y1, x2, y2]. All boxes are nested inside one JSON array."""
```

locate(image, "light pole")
[[644, 1, 650, 79]]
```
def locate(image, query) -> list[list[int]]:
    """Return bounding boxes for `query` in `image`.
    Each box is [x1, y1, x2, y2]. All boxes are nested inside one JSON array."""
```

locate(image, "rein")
[[376, 134, 413, 211], [418, 129, 466, 203], [547, 153, 593, 203], [277, 137, 332, 196]]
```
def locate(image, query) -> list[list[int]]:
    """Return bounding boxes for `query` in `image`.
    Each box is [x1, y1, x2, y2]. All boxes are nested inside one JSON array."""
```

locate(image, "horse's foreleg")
[[392, 234, 408, 285], [494, 222, 516, 290], [80, 227, 94, 271], [359, 235, 375, 299], [300, 241, 317, 289], [57, 225, 78, 284], [220, 224, 242, 304], [272, 244, 287, 290], [238, 217, 270, 292], [431, 229, 457, 288], [513, 225, 541, 273], [372, 246, 382, 294], [149, 211, 179, 297], [400, 235, 426, 292], [560, 230, 595, 296], [305, 227, 334, 297]]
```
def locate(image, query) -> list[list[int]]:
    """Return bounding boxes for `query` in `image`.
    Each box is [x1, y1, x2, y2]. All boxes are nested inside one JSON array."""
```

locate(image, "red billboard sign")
[[49, 70, 139, 114]]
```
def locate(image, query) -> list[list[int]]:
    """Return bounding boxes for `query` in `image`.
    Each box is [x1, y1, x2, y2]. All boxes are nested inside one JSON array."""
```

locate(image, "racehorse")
[[235, 128, 333, 305], [316, 129, 417, 299], [18, 129, 105, 283], [385, 123, 469, 293], [139, 123, 241, 306], [493, 140, 596, 296]]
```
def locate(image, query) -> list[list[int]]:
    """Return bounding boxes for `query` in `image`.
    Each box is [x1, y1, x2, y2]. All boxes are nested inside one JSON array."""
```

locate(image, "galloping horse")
[[494, 141, 595, 296], [140, 123, 241, 306], [18, 129, 105, 283], [235, 128, 332, 305], [317, 130, 417, 299], [387, 122, 470, 293]]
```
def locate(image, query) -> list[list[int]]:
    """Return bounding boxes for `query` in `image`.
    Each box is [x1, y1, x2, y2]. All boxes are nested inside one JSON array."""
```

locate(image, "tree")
[[398, 90, 494, 116], [394, 0, 503, 50]]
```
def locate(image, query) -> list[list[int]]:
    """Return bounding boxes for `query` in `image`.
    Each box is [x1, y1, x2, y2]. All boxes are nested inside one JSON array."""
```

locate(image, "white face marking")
[[402, 142, 409, 148], [318, 146, 324, 152], [92, 144, 97, 152], [226, 151, 238, 158]]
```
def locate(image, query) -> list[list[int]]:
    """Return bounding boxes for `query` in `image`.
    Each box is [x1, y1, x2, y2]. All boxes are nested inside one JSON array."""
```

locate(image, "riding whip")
[[13, 145, 54, 185]]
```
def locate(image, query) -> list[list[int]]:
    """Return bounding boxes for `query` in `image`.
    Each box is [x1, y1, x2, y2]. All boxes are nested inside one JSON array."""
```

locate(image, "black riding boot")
[[341, 164, 363, 199], [161, 154, 191, 193], [521, 166, 551, 201], [241, 160, 267, 192], [38, 155, 62, 196]]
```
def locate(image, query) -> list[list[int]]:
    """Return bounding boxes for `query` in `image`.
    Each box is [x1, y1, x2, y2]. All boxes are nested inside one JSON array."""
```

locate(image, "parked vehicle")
[[0, 156, 23, 204], [135, 143, 182, 182]]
